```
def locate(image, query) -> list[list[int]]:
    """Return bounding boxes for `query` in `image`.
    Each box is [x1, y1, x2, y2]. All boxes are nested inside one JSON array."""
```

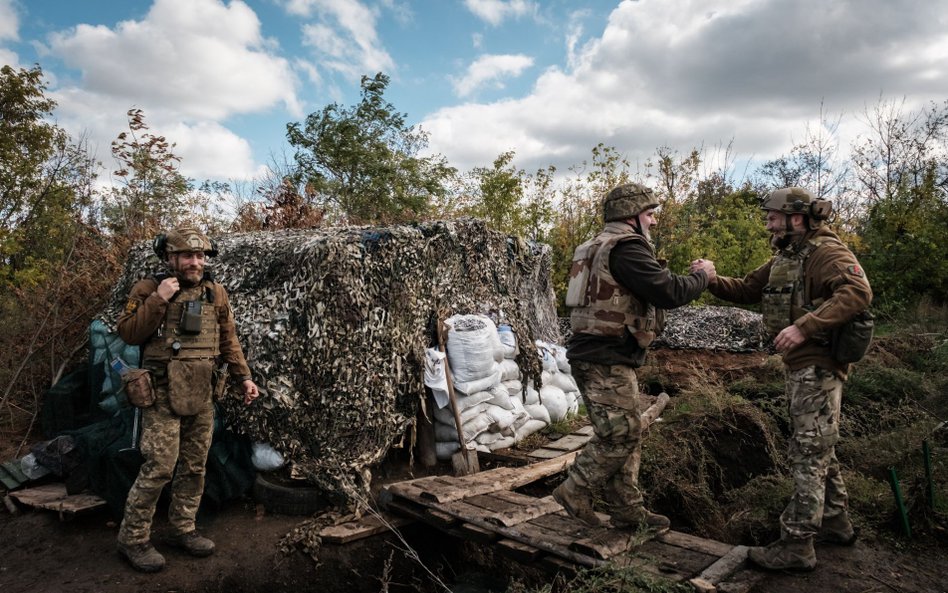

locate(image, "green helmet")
[[760, 187, 833, 224], [603, 183, 660, 222], [153, 226, 218, 259]]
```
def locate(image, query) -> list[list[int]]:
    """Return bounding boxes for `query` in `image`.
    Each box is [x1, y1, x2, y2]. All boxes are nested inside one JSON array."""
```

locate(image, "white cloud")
[[424, 0, 948, 175], [452, 54, 534, 97], [464, 0, 535, 26], [0, 0, 18, 42], [286, 0, 395, 80], [46, 0, 301, 120]]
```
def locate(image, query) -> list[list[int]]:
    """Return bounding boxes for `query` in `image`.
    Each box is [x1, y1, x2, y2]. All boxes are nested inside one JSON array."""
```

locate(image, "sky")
[[2, 0, 947, 186]]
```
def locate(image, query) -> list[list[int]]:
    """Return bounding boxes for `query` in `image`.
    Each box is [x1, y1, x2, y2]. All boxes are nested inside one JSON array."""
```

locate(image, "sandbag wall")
[[102, 220, 559, 503], [430, 314, 582, 460]]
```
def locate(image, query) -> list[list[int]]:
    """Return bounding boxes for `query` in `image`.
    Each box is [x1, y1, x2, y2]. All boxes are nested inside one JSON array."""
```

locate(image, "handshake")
[[690, 258, 717, 281]]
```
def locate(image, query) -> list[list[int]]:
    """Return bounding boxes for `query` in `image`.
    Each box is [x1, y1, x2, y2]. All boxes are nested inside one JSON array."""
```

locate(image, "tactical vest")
[[761, 236, 836, 336], [141, 281, 221, 365], [566, 222, 664, 347]]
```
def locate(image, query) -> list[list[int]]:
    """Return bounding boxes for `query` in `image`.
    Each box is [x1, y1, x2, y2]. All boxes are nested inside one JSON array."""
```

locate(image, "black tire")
[[252, 472, 328, 516]]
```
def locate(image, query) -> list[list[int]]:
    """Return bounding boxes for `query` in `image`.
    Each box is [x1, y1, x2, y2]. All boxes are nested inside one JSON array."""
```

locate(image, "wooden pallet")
[[8, 483, 107, 518], [380, 453, 762, 593]]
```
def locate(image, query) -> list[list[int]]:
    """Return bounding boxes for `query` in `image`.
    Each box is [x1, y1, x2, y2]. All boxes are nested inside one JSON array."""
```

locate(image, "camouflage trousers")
[[780, 365, 849, 540], [565, 361, 644, 511], [117, 384, 215, 546]]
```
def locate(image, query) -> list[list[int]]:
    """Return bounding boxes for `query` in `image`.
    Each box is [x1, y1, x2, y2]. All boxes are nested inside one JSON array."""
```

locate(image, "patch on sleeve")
[[846, 264, 864, 278], [124, 299, 139, 314]]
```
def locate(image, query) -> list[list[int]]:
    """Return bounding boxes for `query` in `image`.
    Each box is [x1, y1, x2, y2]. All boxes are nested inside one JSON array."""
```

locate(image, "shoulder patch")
[[846, 264, 864, 278], [124, 299, 139, 314]]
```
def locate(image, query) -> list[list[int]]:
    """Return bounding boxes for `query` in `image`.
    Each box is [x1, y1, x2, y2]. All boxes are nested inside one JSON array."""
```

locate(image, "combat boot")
[[552, 478, 601, 527], [610, 506, 671, 533], [747, 536, 817, 572], [118, 541, 166, 573], [168, 530, 216, 557], [817, 513, 857, 546]]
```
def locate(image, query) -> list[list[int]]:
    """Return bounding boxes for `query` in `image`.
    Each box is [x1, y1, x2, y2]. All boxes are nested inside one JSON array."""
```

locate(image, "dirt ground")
[[2, 348, 947, 593]]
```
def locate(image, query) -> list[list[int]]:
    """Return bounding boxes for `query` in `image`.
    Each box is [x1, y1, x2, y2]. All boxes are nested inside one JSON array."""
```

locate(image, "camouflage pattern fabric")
[[566, 360, 645, 511], [117, 384, 215, 545], [780, 365, 848, 539]]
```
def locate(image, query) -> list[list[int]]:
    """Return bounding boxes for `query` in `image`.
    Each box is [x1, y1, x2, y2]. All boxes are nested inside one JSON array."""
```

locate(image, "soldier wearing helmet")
[[554, 183, 716, 533], [114, 225, 258, 573], [697, 187, 872, 571]]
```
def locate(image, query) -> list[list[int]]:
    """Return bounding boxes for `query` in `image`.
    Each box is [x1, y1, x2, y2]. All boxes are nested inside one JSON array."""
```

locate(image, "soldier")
[[555, 183, 716, 531], [115, 226, 259, 573], [697, 187, 872, 571]]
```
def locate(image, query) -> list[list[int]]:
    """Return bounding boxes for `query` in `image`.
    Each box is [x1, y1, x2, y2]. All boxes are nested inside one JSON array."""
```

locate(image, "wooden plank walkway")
[[379, 451, 763, 593], [8, 483, 107, 518]]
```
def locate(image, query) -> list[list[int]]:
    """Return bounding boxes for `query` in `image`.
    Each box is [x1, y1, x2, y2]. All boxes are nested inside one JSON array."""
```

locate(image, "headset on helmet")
[[760, 187, 832, 228], [153, 226, 218, 260]]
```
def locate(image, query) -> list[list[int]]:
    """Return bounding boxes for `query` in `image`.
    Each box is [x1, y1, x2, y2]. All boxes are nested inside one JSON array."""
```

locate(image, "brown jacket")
[[117, 277, 252, 380], [709, 227, 872, 377]]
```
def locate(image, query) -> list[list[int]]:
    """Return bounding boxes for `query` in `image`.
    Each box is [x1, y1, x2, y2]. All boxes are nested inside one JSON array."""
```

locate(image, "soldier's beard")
[[176, 266, 203, 286]]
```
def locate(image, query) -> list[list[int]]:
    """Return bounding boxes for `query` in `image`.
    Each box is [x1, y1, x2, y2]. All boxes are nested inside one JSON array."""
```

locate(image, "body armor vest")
[[761, 236, 835, 336], [566, 222, 664, 347], [141, 281, 221, 365]]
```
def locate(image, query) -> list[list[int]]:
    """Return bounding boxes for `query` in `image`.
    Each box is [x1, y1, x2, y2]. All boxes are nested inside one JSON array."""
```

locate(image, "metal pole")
[[887, 467, 912, 538]]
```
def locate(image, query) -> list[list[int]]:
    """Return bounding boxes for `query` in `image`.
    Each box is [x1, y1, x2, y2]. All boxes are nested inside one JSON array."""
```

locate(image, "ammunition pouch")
[[831, 310, 874, 364], [212, 364, 229, 401], [123, 369, 156, 408], [167, 359, 214, 416]]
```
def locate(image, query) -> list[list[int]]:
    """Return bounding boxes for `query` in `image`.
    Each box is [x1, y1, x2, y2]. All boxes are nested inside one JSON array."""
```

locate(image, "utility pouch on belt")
[[831, 310, 874, 364], [212, 364, 229, 401], [167, 359, 214, 416], [123, 369, 156, 408]]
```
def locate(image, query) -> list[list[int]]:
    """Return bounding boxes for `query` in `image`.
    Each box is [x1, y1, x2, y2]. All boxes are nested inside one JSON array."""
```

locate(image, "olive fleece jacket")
[[117, 277, 253, 380], [709, 227, 872, 378]]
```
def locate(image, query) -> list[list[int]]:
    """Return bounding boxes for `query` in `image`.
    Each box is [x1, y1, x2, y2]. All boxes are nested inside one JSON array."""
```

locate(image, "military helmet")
[[760, 187, 832, 225], [153, 226, 218, 259], [603, 183, 660, 222]]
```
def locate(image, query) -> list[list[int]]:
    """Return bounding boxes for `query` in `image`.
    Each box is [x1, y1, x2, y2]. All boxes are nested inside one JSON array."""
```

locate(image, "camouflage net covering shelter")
[[102, 219, 559, 504]]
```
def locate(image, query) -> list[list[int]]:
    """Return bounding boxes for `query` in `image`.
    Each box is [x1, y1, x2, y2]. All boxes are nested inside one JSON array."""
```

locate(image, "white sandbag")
[[445, 314, 504, 381], [548, 371, 579, 394], [524, 402, 551, 424], [536, 340, 559, 373], [435, 441, 460, 460], [455, 389, 495, 412], [453, 369, 502, 395], [541, 384, 569, 422], [486, 435, 518, 451], [484, 404, 518, 432], [475, 443, 491, 454], [567, 394, 580, 415], [497, 324, 518, 359], [461, 413, 494, 442], [423, 347, 450, 409], [433, 401, 488, 426], [499, 359, 520, 382], [475, 430, 505, 445], [515, 418, 548, 440], [541, 370, 552, 385], [482, 384, 515, 410], [502, 379, 522, 398], [523, 384, 539, 406]]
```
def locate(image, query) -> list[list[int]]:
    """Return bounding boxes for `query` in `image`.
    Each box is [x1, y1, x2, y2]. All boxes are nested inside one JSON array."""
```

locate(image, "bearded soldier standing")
[[698, 187, 872, 571], [115, 226, 259, 573], [554, 183, 716, 531]]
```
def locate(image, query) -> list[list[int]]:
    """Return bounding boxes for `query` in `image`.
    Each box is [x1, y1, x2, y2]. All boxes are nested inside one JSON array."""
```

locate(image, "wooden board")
[[657, 530, 733, 557], [8, 483, 106, 516], [319, 513, 412, 544]]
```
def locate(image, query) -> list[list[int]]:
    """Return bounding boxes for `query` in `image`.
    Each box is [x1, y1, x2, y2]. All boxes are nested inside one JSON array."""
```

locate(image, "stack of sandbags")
[[431, 316, 583, 458], [534, 341, 582, 422]]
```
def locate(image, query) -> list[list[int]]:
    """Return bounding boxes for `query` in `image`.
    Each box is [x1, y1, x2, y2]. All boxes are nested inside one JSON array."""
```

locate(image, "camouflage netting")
[[102, 219, 559, 504], [654, 305, 770, 352]]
